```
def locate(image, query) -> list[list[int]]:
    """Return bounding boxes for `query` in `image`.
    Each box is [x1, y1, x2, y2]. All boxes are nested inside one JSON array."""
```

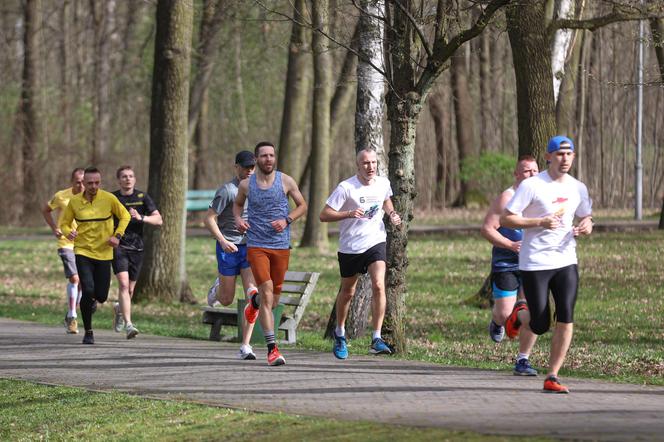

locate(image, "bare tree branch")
[[389, 0, 433, 58], [416, 0, 509, 96], [549, 2, 664, 33]]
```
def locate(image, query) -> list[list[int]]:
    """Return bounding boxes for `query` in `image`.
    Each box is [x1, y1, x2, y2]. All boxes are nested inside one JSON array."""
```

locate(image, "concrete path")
[[1, 318, 663, 441]]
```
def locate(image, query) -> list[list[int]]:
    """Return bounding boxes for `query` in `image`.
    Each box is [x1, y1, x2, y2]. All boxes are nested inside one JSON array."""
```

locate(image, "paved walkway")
[[1, 318, 663, 441]]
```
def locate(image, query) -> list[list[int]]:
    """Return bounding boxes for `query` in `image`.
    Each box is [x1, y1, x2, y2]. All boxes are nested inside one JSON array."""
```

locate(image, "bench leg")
[[209, 319, 223, 341], [283, 326, 296, 344]]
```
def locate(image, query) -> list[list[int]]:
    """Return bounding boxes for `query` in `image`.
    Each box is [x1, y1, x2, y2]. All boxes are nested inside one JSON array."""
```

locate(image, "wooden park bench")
[[186, 189, 216, 212], [201, 270, 320, 344]]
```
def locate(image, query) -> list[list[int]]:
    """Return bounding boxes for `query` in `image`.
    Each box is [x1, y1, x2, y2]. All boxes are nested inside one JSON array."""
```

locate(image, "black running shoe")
[[82, 330, 94, 345]]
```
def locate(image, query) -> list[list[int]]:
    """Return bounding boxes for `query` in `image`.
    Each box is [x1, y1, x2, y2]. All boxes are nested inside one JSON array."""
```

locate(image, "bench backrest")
[[186, 190, 216, 212], [279, 270, 319, 326]]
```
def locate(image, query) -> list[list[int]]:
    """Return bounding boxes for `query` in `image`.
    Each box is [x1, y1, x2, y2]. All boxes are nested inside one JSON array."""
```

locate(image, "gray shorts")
[[57, 248, 77, 279]]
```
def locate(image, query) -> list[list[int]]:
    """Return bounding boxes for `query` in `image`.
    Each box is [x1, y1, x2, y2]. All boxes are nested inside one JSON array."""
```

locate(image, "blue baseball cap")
[[547, 136, 574, 153]]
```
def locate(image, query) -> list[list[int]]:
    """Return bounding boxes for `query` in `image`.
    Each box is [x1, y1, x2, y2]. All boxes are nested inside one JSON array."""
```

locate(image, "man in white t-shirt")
[[500, 136, 593, 394], [320, 149, 401, 359]]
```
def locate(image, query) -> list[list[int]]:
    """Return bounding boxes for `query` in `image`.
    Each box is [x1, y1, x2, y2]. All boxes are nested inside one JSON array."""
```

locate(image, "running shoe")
[[513, 358, 538, 376], [207, 277, 221, 307], [333, 333, 348, 359], [488, 320, 505, 343], [267, 346, 286, 366], [238, 345, 257, 360], [126, 324, 140, 340], [112, 302, 125, 332], [543, 375, 569, 394], [64, 315, 78, 334], [82, 330, 94, 345], [370, 337, 392, 355], [505, 300, 528, 339], [244, 297, 259, 324]]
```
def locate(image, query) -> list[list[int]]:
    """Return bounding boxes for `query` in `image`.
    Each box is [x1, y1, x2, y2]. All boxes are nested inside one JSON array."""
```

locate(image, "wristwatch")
[[286, 216, 293, 225], [114, 233, 122, 240]]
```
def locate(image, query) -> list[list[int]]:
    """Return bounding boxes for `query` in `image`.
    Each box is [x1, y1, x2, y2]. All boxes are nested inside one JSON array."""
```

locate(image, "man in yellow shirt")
[[41, 168, 85, 334], [60, 167, 131, 344]]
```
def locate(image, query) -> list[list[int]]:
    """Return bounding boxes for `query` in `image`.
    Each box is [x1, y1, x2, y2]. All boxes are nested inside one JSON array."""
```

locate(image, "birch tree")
[[324, 0, 386, 339], [551, 0, 575, 104]]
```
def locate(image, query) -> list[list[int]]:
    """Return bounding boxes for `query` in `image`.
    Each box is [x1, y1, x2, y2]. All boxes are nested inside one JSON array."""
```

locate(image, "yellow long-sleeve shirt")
[[47, 187, 78, 249], [60, 189, 131, 261]]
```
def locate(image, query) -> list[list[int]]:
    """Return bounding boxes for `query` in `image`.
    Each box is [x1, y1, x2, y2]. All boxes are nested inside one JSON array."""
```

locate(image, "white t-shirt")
[[505, 171, 592, 271], [325, 175, 393, 254]]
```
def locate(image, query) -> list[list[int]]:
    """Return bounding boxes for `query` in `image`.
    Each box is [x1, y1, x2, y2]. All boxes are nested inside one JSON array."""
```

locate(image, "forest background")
[[2, 0, 664, 228]]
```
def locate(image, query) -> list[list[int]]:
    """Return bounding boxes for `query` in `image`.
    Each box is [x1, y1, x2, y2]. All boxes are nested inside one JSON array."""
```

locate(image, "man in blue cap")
[[204, 150, 260, 360], [500, 136, 593, 394]]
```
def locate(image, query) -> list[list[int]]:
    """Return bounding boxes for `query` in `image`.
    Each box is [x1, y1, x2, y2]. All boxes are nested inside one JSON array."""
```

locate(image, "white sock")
[[67, 283, 78, 318], [517, 353, 529, 361], [246, 287, 258, 297], [335, 326, 345, 338], [372, 330, 381, 340], [240, 344, 252, 352]]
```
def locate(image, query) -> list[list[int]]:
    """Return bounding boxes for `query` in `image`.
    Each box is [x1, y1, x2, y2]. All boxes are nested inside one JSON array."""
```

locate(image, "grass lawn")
[[3, 379, 543, 442], [1, 225, 662, 440]]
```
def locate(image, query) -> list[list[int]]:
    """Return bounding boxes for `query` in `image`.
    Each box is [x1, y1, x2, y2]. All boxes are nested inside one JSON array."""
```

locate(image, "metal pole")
[[635, 4, 644, 220]]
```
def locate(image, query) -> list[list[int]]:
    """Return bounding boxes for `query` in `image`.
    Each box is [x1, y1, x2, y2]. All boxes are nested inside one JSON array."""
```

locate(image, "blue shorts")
[[491, 271, 520, 299], [216, 243, 250, 276]]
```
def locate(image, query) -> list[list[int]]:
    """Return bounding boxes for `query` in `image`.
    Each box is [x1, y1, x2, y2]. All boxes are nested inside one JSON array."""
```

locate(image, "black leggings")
[[521, 264, 579, 335], [75, 255, 112, 332]]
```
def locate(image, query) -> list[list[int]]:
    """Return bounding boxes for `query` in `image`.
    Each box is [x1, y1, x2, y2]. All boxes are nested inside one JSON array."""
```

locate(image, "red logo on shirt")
[[552, 197, 568, 204]]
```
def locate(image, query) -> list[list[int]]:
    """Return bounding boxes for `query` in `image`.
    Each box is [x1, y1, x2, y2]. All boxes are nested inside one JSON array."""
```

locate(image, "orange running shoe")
[[244, 298, 259, 324], [543, 375, 569, 394], [505, 300, 528, 339], [267, 346, 286, 366]]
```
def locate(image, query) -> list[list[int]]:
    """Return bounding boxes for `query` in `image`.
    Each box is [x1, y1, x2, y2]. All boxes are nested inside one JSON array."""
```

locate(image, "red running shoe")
[[244, 298, 259, 324], [267, 346, 286, 366], [543, 375, 569, 394], [505, 300, 528, 339]]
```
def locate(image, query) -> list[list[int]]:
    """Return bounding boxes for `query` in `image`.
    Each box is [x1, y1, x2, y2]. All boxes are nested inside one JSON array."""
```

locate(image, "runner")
[[480, 155, 539, 375], [111, 166, 163, 339], [319, 149, 401, 359], [59, 167, 131, 344], [233, 141, 307, 366], [41, 168, 85, 334], [204, 151, 259, 360], [501, 136, 593, 393]]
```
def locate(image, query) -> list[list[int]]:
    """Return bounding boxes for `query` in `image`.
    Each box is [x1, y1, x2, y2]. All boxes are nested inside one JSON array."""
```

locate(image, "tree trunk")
[[551, 0, 574, 104], [479, 30, 491, 152], [192, 88, 209, 190], [20, 0, 41, 225], [652, 18, 664, 228], [277, 0, 311, 180], [324, 0, 385, 340], [188, 0, 225, 142], [301, 0, 331, 250], [59, 0, 73, 147], [506, 1, 556, 163], [90, 0, 115, 166], [428, 92, 447, 208], [451, 51, 475, 206], [384, 93, 421, 354], [233, 19, 248, 139], [556, 29, 584, 135], [135, 0, 194, 303], [189, 0, 225, 187]]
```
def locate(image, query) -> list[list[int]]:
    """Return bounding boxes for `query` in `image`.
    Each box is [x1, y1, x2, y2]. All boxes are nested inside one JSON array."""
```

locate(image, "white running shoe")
[[207, 277, 221, 307], [126, 324, 139, 340], [238, 345, 256, 360], [112, 302, 125, 333]]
